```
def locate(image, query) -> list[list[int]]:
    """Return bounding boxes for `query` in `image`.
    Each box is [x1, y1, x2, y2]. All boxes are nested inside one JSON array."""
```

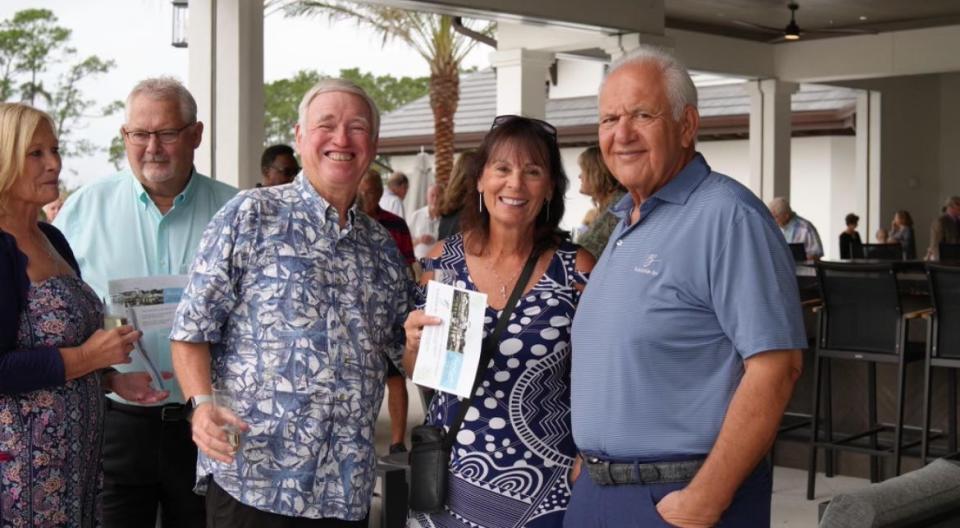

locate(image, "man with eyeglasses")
[[54, 76, 236, 528], [259, 144, 300, 187]]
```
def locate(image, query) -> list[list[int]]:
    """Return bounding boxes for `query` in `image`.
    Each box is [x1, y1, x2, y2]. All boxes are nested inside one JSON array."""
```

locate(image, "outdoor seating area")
[[2, 1, 960, 527]]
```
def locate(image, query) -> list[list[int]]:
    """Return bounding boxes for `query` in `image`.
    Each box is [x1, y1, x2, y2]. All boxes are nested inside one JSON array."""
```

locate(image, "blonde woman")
[[0, 103, 165, 526]]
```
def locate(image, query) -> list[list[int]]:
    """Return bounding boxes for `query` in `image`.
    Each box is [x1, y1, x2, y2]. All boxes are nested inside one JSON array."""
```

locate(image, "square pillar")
[[489, 48, 555, 119], [855, 90, 882, 241], [188, 0, 263, 189], [747, 79, 798, 203]]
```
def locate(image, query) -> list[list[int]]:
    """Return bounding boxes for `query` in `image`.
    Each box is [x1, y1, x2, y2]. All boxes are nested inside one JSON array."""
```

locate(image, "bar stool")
[[921, 263, 960, 463], [806, 262, 927, 500]]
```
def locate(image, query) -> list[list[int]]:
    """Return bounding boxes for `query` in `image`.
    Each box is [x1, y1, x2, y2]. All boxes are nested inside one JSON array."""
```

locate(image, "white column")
[[489, 49, 555, 119], [188, 0, 215, 177], [188, 0, 263, 189], [855, 90, 882, 240], [746, 79, 798, 203]]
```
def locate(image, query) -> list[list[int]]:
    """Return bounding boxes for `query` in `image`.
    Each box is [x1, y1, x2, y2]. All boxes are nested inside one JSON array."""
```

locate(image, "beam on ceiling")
[[353, 0, 665, 34]]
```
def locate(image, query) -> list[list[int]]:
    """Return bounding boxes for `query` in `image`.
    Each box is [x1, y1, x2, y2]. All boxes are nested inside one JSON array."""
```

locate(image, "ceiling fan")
[[734, 2, 875, 42]]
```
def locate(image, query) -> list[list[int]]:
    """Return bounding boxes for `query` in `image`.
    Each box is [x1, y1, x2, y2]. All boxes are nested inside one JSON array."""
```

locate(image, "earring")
[[479, 192, 484, 213]]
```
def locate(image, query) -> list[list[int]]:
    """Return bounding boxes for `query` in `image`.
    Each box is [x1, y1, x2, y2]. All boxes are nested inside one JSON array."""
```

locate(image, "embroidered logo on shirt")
[[634, 254, 661, 276]]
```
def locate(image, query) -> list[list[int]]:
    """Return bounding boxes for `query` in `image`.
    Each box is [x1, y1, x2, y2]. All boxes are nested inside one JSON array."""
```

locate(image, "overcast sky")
[[1, 0, 489, 188]]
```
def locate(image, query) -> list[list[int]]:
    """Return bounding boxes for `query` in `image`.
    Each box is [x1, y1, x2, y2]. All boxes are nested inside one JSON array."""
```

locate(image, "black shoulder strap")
[[442, 250, 540, 450]]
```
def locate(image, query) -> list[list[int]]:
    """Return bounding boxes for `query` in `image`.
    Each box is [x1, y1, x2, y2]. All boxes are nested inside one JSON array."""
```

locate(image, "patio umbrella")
[[406, 146, 434, 215]]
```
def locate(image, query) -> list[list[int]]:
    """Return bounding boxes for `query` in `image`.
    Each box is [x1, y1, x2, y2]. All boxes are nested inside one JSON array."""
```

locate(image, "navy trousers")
[[563, 461, 772, 527]]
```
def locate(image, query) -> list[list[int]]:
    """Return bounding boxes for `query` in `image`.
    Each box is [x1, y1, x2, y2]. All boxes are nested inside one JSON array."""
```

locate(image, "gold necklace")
[[485, 253, 527, 300]]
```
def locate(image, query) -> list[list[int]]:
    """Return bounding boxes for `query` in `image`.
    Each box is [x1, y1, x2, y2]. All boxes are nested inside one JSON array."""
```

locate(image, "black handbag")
[[408, 250, 540, 513]]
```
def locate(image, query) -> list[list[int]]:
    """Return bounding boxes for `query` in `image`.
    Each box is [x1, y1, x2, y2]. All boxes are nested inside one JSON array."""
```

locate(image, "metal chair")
[[921, 263, 960, 463], [806, 262, 927, 500]]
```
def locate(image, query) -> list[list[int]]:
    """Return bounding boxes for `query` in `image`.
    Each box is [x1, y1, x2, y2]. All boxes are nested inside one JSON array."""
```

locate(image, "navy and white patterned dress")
[[410, 234, 586, 528]]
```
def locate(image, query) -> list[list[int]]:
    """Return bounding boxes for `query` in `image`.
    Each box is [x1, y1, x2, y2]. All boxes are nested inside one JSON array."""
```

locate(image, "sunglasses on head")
[[490, 115, 558, 141]]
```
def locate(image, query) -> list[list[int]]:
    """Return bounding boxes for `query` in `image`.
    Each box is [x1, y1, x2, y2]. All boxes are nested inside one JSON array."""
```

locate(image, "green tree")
[[0, 9, 119, 158], [271, 1, 493, 187], [0, 9, 70, 105], [263, 68, 429, 146], [338, 67, 428, 113], [264, 69, 323, 146]]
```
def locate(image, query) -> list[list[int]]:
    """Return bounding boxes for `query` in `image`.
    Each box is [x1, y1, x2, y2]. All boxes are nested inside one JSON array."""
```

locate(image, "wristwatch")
[[185, 394, 213, 422]]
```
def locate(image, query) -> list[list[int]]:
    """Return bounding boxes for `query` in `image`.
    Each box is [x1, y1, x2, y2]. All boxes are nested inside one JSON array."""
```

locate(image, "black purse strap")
[[441, 250, 540, 450]]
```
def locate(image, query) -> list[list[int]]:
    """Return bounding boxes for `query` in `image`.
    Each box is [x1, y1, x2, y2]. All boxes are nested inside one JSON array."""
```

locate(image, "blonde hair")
[[0, 103, 56, 214], [578, 146, 624, 208]]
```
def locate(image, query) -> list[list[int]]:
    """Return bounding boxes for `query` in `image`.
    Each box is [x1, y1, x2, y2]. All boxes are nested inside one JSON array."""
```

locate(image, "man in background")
[[408, 183, 440, 260], [379, 171, 408, 218], [769, 196, 824, 260], [927, 195, 960, 259], [258, 144, 299, 187]]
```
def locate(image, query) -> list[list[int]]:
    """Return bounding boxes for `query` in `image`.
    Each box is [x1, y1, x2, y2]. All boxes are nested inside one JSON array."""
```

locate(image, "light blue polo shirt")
[[53, 169, 237, 404], [570, 154, 806, 460]]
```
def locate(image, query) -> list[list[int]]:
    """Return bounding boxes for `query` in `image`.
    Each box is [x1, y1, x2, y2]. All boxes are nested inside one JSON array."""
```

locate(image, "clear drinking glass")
[[212, 385, 243, 450]]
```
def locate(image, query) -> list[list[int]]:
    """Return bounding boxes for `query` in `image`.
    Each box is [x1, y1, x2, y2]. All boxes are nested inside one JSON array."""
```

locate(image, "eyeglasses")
[[490, 115, 558, 140], [122, 122, 195, 145], [269, 165, 300, 178]]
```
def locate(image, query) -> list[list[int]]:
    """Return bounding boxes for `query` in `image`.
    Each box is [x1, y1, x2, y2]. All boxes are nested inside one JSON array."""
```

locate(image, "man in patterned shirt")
[[170, 79, 413, 527]]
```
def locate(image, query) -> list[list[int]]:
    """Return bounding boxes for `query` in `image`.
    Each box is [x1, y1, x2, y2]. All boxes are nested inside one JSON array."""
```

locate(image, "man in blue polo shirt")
[[54, 77, 236, 527], [566, 47, 806, 527]]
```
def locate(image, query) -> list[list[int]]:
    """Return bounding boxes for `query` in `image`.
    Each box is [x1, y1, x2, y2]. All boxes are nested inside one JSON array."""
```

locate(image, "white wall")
[[550, 60, 606, 99], [839, 73, 955, 257], [698, 136, 857, 260]]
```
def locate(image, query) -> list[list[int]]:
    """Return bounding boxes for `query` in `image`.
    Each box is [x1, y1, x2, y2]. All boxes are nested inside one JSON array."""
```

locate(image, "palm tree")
[[271, 1, 493, 187]]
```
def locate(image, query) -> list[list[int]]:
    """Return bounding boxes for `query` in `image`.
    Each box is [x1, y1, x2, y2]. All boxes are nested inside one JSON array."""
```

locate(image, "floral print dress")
[[1, 276, 104, 527]]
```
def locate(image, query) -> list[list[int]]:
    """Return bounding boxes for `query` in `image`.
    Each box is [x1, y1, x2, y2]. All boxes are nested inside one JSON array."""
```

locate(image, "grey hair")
[[297, 78, 380, 139], [125, 77, 197, 124], [603, 45, 698, 120], [768, 196, 793, 217]]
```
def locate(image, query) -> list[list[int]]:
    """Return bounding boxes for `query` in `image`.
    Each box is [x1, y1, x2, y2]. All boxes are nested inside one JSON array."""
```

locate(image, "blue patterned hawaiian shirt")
[[170, 174, 413, 520]]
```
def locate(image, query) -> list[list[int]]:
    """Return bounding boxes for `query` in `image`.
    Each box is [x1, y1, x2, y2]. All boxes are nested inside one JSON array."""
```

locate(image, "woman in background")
[[838, 213, 862, 259], [574, 146, 625, 258], [889, 209, 916, 259], [437, 151, 478, 241]]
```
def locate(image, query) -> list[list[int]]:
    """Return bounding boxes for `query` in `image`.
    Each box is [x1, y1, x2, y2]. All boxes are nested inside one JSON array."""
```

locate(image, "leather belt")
[[106, 399, 188, 422], [583, 455, 704, 486]]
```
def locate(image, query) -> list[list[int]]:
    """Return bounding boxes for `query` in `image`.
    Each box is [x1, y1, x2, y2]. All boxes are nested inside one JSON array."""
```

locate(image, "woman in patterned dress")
[[0, 103, 167, 527], [403, 115, 596, 528]]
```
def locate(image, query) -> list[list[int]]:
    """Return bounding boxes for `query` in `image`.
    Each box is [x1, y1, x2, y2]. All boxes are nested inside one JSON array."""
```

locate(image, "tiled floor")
[[371, 380, 872, 528]]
